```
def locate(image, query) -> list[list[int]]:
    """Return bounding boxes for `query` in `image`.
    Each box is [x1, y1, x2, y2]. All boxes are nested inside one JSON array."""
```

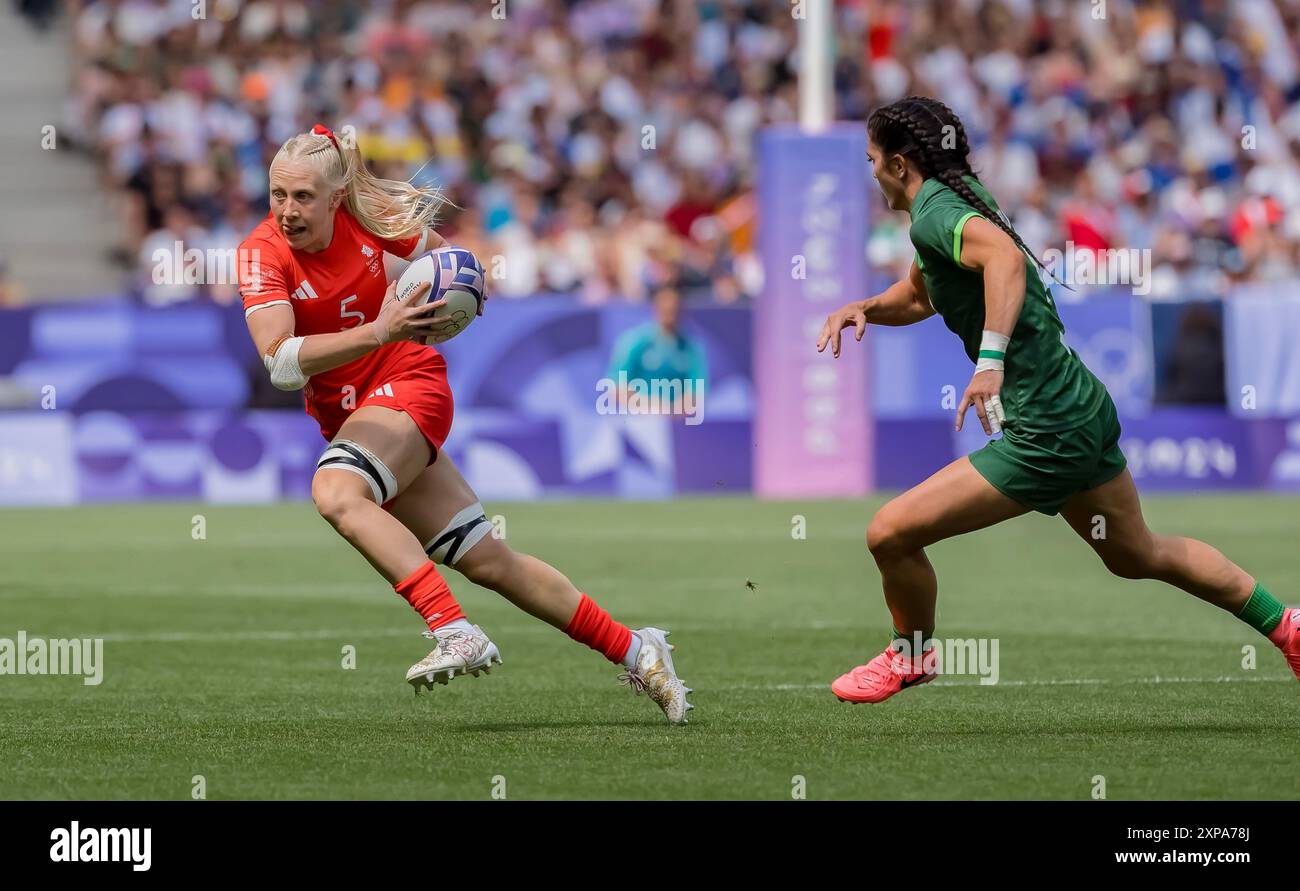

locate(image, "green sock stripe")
[[891, 628, 934, 645], [977, 349, 1005, 360], [1235, 582, 1285, 635]]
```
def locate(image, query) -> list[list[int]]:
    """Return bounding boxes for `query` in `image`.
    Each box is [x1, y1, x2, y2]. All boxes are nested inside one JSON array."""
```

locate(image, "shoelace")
[[618, 670, 647, 695], [856, 657, 894, 686], [422, 629, 479, 662], [857, 651, 927, 686]]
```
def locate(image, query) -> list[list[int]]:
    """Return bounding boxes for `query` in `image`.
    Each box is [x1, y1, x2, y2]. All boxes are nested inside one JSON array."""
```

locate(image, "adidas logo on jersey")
[[368, 383, 394, 399], [291, 280, 320, 301]]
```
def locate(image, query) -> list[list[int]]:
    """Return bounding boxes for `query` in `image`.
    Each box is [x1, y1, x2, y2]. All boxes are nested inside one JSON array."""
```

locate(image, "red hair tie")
[[311, 123, 340, 151]]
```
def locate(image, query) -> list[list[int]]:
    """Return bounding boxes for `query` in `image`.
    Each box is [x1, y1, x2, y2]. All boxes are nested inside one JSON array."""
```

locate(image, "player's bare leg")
[[867, 456, 1027, 632], [387, 452, 692, 723], [313, 406, 436, 583], [1059, 469, 1253, 608], [313, 405, 500, 690], [833, 456, 1027, 703], [1059, 470, 1299, 680], [387, 449, 577, 627]]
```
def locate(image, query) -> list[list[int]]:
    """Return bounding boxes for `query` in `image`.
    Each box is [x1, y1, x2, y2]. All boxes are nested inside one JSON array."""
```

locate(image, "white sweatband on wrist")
[[263, 335, 308, 390], [975, 330, 1010, 373]]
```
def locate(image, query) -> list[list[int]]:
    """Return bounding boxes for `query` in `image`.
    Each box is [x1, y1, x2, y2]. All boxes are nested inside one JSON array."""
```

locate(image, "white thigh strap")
[[316, 440, 399, 504], [423, 502, 492, 565]]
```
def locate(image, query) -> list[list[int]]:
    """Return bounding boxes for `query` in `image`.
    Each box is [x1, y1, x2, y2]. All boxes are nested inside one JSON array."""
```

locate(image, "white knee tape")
[[316, 440, 399, 504], [423, 502, 492, 565]]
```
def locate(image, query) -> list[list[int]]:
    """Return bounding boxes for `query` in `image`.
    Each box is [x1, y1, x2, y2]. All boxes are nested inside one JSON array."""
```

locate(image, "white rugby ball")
[[395, 246, 486, 344]]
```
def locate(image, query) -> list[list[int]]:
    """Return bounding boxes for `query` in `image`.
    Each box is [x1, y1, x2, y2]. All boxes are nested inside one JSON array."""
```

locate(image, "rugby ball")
[[395, 246, 486, 344]]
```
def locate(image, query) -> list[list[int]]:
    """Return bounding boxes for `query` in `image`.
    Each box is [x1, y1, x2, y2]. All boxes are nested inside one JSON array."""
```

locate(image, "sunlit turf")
[[2, 496, 1297, 799]]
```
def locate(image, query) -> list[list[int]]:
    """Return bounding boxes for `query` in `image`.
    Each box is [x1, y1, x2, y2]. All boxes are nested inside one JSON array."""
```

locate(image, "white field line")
[[93, 628, 418, 643], [52, 629, 1297, 688], [86, 625, 602, 642]]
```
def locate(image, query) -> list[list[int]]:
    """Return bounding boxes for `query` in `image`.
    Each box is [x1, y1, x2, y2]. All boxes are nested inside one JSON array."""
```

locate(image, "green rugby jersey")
[[907, 175, 1107, 433]]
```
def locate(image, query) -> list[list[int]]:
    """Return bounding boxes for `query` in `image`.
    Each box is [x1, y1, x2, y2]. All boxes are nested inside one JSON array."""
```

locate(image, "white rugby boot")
[[619, 627, 693, 725], [406, 625, 502, 692]]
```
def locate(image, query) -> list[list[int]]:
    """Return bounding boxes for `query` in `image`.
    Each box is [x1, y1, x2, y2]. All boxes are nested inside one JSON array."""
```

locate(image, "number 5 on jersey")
[[340, 294, 365, 329]]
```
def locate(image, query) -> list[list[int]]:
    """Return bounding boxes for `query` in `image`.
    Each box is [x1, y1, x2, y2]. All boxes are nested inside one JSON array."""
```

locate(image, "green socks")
[[1235, 582, 1285, 636]]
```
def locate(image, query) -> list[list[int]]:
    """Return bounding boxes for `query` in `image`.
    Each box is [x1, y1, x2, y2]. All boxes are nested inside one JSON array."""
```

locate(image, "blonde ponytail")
[[270, 128, 445, 241]]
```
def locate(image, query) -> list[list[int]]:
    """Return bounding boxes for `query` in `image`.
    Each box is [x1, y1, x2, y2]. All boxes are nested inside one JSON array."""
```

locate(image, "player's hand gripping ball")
[[395, 246, 487, 344]]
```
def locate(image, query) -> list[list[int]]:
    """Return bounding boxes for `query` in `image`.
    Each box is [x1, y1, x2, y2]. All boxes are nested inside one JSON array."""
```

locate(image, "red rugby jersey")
[[237, 206, 437, 422]]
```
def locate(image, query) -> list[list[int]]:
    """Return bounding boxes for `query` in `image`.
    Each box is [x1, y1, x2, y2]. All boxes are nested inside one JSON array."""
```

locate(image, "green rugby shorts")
[[968, 392, 1127, 516]]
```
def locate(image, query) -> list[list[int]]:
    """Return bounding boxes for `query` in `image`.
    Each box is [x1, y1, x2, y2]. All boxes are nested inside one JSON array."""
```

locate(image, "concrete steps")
[[0, 8, 122, 302]]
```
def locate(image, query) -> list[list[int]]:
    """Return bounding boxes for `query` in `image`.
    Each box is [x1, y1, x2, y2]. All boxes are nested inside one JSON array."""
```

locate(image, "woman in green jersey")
[[816, 96, 1299, 703]]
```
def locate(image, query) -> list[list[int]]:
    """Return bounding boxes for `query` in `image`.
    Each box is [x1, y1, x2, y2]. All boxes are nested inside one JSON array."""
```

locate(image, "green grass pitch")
[[1, 495, 1297, 800]]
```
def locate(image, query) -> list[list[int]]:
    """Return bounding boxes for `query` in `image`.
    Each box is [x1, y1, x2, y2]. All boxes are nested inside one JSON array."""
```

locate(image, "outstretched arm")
[[816, 259, 934, 358]]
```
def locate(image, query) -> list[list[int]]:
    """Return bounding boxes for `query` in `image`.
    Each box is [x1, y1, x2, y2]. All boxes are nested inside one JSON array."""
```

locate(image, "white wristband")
[[975, 330, 1009, 373]]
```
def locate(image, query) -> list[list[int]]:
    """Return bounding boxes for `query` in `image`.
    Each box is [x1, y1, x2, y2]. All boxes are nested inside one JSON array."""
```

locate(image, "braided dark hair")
[[868, 96, 1061, 285]]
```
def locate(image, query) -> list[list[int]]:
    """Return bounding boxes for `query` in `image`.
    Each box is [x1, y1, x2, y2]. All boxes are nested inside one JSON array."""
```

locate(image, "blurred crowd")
[[54, 0, 1300, 306]]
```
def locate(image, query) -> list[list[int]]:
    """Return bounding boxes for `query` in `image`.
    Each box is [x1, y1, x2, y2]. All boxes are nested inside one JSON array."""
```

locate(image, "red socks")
[[395, 571, 630, 663], [394, 562, 465, 632], [564, 593, 632, 664]]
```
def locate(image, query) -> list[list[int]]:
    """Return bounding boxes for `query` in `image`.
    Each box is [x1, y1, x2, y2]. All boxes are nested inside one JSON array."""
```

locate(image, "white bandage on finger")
[[987, 394, 1006, 424], [263, 335, 308, 391], [983, 397, 1004, 433], [423, 502, 493, 565]]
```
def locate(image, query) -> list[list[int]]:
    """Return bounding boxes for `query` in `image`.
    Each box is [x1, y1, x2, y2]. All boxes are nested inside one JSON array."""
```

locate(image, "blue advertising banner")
[[1118, 409, 1299, 491], [0, 297, 1296, 504], [871, 318, 978, 420], [1058, 292, 1154, 417], [0, 413, 77, 505], [436, 300, 753, 499], [875, 411, 1300, 494]]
